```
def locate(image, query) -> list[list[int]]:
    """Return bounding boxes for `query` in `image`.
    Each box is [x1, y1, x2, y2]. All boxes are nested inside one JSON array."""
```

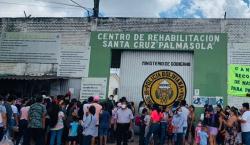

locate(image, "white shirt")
[[144, 115, 151, 126], [83, 103, 91, 116], [181, 106, 189, 127], [115, 108, 134, 123], [241, 111, 250, 132]]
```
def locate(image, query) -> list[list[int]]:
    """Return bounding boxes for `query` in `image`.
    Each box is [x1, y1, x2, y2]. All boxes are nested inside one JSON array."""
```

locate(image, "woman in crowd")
[[207, 105, 220, 145], [186, 105, 195, 144], [220, 107, 239, 145], [81, 105, 97, 145], [217, 104, 226, 145], [145, 105, 162, 145], [160, 106, 168, 145], [48, 102, 65, 145]]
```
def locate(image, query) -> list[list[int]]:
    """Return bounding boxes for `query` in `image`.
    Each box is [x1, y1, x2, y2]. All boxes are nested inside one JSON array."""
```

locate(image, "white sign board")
[[0, 32, 60, 63], [194, 89, 200, 96], [57, 47, 90, 77], [57, 32, 90, 77], [80, 77, 107, 101]]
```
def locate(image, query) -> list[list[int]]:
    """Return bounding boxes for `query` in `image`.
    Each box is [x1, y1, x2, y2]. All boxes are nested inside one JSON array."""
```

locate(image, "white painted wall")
[[119, 51, 193, 106]]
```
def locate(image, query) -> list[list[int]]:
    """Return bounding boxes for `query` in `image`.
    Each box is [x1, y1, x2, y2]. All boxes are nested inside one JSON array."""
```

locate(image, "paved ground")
[[107, 136, 139, 145]]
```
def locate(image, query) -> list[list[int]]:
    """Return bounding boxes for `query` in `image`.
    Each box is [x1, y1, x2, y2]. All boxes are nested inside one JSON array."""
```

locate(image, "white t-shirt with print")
[[51, 111, 65, 130]]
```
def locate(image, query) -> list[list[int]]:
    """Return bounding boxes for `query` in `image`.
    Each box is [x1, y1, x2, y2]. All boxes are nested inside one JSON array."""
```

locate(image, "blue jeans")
[[145, 123, 160, 145], [7, 119, 15, 138], [50, 129, 63, 145], [242, 132, 250, 145], [82, 135, 92, 145], [160, 122, 167, 145]]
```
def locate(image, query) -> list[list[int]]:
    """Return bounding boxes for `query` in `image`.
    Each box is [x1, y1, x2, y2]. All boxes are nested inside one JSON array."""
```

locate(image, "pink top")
[[92, 103, 102, 125], [195, 126, 202, 143], [20, 106, 30, 120]]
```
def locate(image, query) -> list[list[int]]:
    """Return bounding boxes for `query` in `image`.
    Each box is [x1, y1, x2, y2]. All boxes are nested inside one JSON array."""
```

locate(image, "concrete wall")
[[0, 18, 250, 105]]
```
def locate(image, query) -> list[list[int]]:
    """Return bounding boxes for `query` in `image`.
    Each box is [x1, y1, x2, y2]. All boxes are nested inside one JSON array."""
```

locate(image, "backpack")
[[135, 115, 141, 126], [4, 103, 13, 125]]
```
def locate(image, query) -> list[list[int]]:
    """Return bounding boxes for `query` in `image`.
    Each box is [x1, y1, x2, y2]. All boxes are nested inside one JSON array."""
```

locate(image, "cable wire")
[[0, 1, 82, 9]]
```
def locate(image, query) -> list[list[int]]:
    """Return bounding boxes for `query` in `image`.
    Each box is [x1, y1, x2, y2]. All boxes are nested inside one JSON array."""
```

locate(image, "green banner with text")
[[228, 64, 250, 97]]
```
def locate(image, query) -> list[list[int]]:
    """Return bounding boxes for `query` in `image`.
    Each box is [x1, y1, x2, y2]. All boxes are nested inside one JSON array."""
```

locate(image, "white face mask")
[[121, 104, 126, 109]]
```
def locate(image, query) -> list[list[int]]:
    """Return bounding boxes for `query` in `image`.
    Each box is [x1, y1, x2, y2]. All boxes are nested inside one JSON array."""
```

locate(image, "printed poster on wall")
[[80, 77, 107, 101], [192, 96, 223, 107], [0, 32, 60, 63], [228, 64, 250, 97], [57, 32, 91, 78]]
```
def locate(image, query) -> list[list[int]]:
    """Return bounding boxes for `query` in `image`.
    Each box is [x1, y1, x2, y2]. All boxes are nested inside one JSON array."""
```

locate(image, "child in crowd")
[[195, 120, 202, 145], [68, 116, 79, 145], [199, 126, 208, 145], [99, 103, 111, 145]]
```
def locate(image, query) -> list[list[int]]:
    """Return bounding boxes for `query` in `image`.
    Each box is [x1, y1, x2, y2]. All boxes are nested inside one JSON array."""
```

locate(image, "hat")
[[93, 96, 100, 101]]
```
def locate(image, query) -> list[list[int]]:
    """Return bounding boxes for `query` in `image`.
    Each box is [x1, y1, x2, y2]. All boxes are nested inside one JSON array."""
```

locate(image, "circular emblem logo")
[[142, 70, 186, 106]]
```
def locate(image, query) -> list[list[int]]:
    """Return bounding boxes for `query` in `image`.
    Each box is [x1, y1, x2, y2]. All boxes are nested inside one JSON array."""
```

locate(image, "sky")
[[0, 0, 250, 18]]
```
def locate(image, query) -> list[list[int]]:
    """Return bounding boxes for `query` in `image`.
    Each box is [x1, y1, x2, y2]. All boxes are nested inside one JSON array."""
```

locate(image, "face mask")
[[121, 104, 126, 109]]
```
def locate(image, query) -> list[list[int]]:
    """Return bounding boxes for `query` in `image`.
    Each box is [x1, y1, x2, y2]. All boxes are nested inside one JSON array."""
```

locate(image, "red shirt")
[[150, 110, 161, 122]]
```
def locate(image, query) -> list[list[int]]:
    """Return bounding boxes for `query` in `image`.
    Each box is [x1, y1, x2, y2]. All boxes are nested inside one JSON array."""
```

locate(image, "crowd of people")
[[0, 93, 250, 145], [137, 100, 250, 145]]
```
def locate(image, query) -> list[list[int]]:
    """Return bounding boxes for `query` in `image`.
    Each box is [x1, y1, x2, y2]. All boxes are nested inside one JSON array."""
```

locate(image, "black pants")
[[16, 119, 28, 145], [116, 123, 130, 145], [109, 124, 115, 142], [0, 127, 4, 141], [139, 125, 145, 145], [25, 128, 45, 145]]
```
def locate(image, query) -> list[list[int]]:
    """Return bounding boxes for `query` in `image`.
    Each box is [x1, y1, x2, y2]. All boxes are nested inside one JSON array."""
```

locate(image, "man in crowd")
[[180, 100, 189, 143], [4, 96, 16, 138], [115, 99, 134, 145], [27, 96, 46, 145], [239, 102, 250, 145]]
